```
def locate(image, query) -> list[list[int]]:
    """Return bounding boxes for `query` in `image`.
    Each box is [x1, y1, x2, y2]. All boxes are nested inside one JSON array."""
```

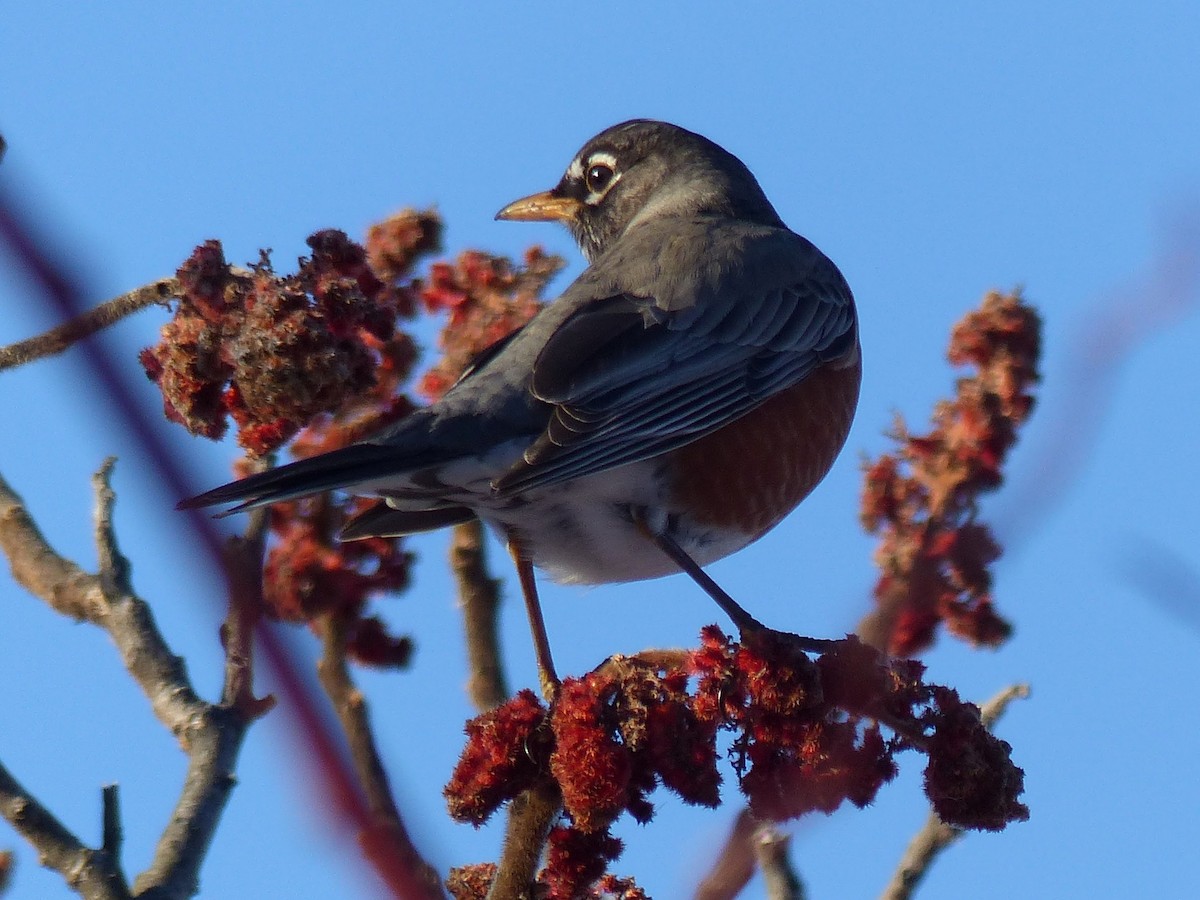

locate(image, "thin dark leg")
[[631, 513, 766, 633], [507, 538, 560, 700], [635, 513, 838, 652]]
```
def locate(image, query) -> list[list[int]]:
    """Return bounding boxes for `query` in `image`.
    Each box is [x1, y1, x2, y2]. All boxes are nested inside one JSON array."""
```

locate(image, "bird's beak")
[[495, 190, 582, 223]]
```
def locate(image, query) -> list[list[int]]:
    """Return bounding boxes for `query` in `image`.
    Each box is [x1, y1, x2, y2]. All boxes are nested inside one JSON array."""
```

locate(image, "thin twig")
[[101, 785, 122, 863], [88, 460, 209, 738], [977, 683, 1031, 728], [753, 823, 804, 900], [694, 808, 759, 900], [880, 684, 1031, 900], [0, 277, 177, 372], [451, 520, 509, 712], [594, 649, 691, 680], [133, 476, 274, 898], [219, 469, 274, 717], [488, 781, 561, 900], [317, 610, 446, 898], [0, 761, 129, 900]]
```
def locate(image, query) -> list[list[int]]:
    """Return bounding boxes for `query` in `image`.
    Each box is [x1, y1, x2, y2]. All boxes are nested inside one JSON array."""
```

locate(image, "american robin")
[[183, 120, 860, 686]]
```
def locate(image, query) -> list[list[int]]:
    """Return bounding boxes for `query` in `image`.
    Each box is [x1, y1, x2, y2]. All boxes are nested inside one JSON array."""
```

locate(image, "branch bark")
[[487, 781, 561, 900], [0, 278, 176, 373], [451, 520, 508, 713], [753, 823, 804, 900], [0, 763, 129, 900], [693, 810, 805, 900]]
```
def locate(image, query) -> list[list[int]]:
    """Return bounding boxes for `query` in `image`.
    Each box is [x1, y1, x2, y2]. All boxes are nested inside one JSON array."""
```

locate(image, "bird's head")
[[496, 119, 783, 261]]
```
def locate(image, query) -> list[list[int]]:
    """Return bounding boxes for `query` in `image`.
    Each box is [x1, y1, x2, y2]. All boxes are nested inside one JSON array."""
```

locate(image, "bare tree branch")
[[133, 483, 273, 898], [451, 520, 509, 713], [694, 809, 758, 900], [488, 781, 561, 900], [0, 279, 177, 373], [880, 684, 1031, 900], [0, 763, 129, 900], [0, 462, 267, 898], [753, 823, 804, 900], [692, 811, 804, 900], [101, 786, 122, 867], [130, 703, 254, 898]]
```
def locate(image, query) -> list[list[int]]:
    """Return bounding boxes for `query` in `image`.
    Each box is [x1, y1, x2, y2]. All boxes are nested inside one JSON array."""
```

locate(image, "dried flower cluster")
[[143, 213, 436, 663], [860, 291, 1042, 655], [447, 864, 647, 900], [248, 216, 445, 663], [417, 246, 563, 401], [444, 628, 1028, 897], [141, 223, 417, 457]]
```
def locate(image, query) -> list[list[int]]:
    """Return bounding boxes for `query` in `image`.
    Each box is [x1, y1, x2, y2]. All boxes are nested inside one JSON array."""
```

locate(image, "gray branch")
[[0, 461, 267, 898]]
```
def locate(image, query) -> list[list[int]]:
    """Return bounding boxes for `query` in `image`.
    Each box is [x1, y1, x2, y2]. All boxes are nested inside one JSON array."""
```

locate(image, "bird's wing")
[[493, 226, 856, 494]]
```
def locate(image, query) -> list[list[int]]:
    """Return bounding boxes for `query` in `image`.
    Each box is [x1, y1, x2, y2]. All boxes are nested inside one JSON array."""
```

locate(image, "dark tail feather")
[[178, 443, 410, 513], [340, 501, 475, 540]]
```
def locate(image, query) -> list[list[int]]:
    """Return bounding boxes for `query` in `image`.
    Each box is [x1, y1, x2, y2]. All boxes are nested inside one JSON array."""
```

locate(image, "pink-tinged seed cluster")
[[860, 291, 1041, 655]]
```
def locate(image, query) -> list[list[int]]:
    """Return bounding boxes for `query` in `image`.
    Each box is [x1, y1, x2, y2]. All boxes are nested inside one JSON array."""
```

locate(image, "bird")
[[181, 120, 861, 690]]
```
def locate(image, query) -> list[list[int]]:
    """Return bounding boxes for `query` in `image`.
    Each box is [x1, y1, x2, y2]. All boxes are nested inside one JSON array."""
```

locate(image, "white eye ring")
[[580, 151, 620, 202]]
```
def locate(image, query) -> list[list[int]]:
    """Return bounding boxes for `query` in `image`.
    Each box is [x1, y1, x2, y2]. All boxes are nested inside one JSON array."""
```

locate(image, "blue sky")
[[2, 3, 1198, 898]]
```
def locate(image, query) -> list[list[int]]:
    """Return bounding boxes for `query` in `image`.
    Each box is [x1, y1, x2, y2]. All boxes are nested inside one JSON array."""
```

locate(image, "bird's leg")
[[635, 513, 841, 653], [506, 536, 560, 701], [631, 511, 767, 633]]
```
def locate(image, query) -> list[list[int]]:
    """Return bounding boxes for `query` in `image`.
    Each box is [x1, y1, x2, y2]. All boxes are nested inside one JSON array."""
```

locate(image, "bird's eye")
[[585, 163, 615, 194]]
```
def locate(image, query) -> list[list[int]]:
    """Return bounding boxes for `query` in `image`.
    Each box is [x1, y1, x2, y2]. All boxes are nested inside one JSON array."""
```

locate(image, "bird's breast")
[[665, 356, 862, 539]]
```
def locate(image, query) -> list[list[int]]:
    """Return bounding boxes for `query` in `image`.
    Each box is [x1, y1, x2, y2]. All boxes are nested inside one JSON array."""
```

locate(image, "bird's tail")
[[178, 442, 421, 514]]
